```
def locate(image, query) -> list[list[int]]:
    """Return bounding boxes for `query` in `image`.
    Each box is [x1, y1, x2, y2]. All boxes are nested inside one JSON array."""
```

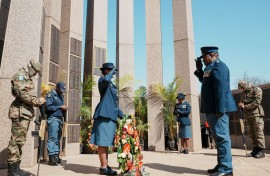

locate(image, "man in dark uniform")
[[46, 82, 67, 165], [194, 47, 237, 176]]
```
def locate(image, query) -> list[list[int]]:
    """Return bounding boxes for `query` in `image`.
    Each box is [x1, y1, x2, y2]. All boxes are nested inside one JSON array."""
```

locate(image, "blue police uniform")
[[46, 89, 64, 156], [195, 47, 236, 175], [174, 101, 192, 138], [90, 67, 124, 147]]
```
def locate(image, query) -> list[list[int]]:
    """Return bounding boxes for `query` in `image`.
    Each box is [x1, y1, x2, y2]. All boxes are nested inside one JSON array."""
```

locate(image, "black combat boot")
[[48, 155, 58, 166], [55, 154, 61, 164], [246, 147, 258, 157], [207, 165, 219, 174], [55, 154, 67, 165], [17, 160, 30, 176], [254, 148, 265, 158], [7, 161, 28, 176]]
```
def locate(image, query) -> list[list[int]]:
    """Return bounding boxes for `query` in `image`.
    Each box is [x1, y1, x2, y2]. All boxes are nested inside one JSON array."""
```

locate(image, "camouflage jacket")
[[239, 86, 265, 117], [9, 68, 43, 120]]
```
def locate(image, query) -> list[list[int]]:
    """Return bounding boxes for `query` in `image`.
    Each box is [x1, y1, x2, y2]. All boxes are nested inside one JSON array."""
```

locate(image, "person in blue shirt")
[[194, 47, 236, 176], [174, 93, 192, 154], [90, 62, 124, 175], [46, 82, 67, 165]]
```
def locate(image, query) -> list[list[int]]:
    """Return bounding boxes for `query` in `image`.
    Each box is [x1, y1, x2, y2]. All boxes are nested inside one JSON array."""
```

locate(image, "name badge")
[[182, 105, 186, 108]]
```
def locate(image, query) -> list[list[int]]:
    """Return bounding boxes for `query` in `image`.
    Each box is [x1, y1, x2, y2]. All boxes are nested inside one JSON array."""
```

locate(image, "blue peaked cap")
[[176, 93, 185, 99], [198, 46, 219, 59], [56, 82, 66, 93]]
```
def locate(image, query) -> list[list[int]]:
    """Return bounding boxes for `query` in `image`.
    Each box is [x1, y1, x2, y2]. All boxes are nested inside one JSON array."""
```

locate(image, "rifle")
[[60, 111, 67, 165], [239, 108, 248, 157], [32, 105, 47, 176]]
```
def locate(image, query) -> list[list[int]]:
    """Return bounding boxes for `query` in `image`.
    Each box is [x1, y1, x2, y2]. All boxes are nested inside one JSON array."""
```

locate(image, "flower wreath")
[[116, 115, 149, 176]]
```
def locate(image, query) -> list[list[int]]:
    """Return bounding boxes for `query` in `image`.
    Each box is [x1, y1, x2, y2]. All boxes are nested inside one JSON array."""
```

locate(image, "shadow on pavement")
[[192, 152, 245, 157], [63, 163, 99, 174], [144, 163, 207, 175], [63, 163, 118, 175]]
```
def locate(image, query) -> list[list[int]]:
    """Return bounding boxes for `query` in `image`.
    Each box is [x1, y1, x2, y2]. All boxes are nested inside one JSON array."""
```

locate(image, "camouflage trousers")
[[7, 118, 30, 163], [246, 116, 265, 149]]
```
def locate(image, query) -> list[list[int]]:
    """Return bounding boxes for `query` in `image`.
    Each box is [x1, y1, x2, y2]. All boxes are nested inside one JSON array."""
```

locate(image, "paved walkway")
[[0, 148, 270, 176]]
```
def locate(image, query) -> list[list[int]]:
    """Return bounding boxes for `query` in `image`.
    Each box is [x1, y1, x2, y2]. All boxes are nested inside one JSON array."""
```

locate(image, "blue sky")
[[83, 0, 270, 90]]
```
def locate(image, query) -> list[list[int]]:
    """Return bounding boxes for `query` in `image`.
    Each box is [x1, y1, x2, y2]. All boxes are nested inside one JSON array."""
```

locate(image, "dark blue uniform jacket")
[[93, 69, 124, 121], [174, 101, 191, 125], [194, 59, 237, 113], [46, 90, 64, 117]]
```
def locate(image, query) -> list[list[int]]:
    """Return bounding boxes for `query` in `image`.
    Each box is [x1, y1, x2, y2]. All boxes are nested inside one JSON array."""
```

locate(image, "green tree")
[[134, 86, 147, 123], [80, 75, 96, 153], [148, 78, 181, 149]]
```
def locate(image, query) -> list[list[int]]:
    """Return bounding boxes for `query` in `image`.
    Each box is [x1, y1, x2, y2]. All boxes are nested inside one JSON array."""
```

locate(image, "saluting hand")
[[195, 58, 203, 71]]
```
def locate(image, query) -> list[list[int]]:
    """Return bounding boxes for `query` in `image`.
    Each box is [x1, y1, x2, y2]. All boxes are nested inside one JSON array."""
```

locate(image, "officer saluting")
[[194, 47, 236, 176], [7, 59, 46, 176]]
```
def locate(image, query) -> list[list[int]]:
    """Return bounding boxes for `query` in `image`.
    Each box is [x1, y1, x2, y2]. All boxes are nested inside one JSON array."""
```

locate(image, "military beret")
[[198, 46, 219, 59], [30, 59, 42, 76]]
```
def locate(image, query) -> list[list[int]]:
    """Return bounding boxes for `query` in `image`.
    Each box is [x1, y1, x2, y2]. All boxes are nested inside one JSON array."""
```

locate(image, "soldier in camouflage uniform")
[[7, 59, 46, 176], [238, 80, 265, 158]]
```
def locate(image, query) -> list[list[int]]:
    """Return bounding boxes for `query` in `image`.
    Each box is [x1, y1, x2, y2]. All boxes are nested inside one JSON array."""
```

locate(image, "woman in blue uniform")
[[174, 93, 192, 154], [90, 62, 124, 175]]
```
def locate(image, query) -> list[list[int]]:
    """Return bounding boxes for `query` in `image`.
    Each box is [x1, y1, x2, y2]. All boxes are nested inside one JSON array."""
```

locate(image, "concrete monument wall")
[[59, 0, 83, 156], [0, 0, 44, 168], [172, 0, 201, 151], [145, 0, 164, 151], [84, 0, 108, 116], [116, 0, 135, 115]]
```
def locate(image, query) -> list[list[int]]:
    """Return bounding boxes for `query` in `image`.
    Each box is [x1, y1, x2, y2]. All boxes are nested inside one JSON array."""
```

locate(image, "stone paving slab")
[[0, 149, 269, 176]]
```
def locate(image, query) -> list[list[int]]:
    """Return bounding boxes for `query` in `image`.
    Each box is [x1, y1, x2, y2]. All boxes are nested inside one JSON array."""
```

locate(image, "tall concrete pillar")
[[84, 0, 108, 116], [0, 0, 44, 167], [145, 0, 164, 151], [172, 0, 201, 151], [59, 0, 83, 156], [116, 0, 134, 114], [41, 0, 62, 85]]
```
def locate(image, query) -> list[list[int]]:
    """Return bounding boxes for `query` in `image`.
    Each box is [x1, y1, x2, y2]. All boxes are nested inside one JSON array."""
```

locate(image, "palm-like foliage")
[[80, 75, 96, 144], [114, 74, 135, 114], [149, 78, 181, 141], [134, 86, 147, 123], [133, 86, 149, 142], [136, 118, 149, 140]]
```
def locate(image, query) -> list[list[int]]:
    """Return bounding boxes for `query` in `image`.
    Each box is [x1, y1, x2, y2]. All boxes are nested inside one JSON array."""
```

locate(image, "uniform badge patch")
[[203, 70, 211, 78], [18, 74, 24, 81]]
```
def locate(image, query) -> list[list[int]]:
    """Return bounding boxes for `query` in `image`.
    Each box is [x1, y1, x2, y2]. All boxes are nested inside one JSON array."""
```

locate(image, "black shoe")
[[99, 166, 117, 175], [184, 149, 189, 154], [55, 154, 67, 164], [8, 161, 30, 176], [48, 155, 58, 166], [178, 149, 185, 154], [247, 147, 258, 157], [210, 171, 233, 176], [207, 165, 219, 174], [254, 150, 265, 158]]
